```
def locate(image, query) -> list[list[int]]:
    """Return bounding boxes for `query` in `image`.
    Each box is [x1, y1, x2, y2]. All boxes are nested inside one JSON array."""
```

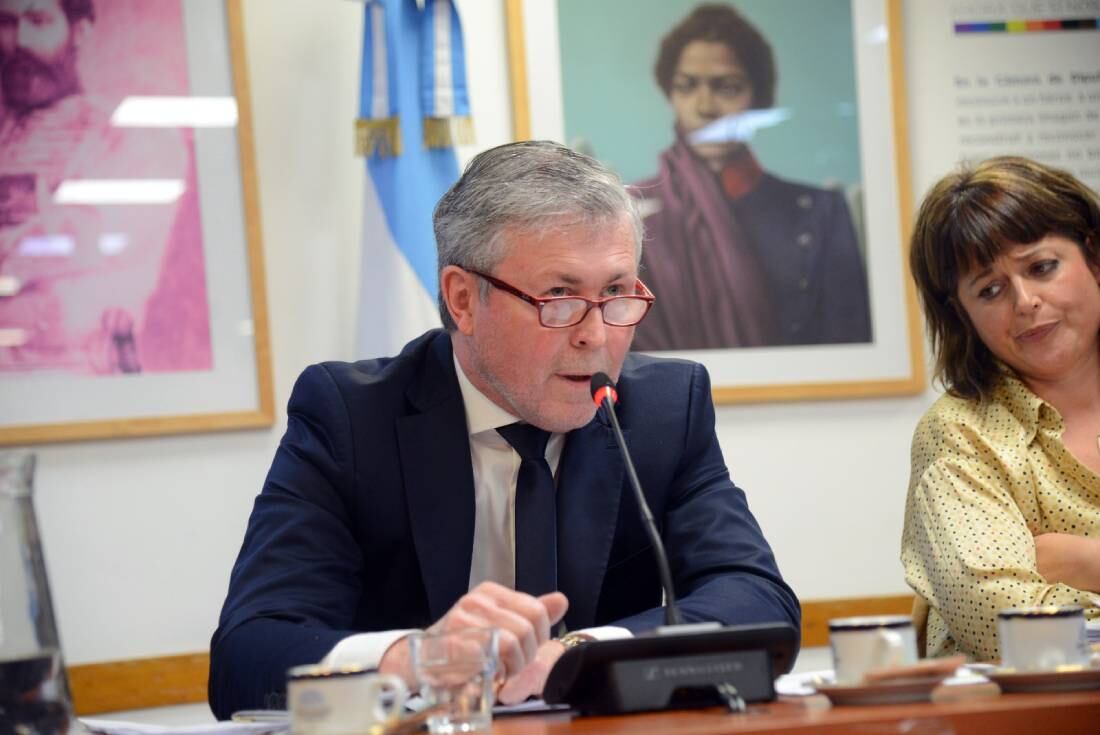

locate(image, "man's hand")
[[378, 582, 569, 694], [497, 638, 567, 705], [1034, 533, 1100, 592]]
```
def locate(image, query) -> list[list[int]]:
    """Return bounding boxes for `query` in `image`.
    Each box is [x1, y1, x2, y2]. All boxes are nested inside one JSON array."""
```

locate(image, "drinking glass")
[[0, 450, 75, 734], [409, 627, 499, 734]]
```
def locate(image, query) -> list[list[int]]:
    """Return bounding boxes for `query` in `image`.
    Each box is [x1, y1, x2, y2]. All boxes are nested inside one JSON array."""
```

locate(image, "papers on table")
[[492, 699, 571, 716], [81, 719, 287, 735]]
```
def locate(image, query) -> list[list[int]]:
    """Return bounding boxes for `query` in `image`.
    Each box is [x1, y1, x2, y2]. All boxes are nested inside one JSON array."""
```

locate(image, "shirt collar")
[[453, 353, 522, 437], [992, 372, 1059, 442]]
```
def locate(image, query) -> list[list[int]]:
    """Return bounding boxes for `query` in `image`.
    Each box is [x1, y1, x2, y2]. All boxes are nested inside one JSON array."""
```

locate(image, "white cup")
[[998, 605, 1090, 671], [287, 664, 407, 735], [829, 615, 918, 684]]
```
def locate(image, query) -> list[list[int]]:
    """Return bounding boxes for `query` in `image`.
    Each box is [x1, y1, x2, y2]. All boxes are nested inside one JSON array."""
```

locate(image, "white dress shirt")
[[322, 355, 628, 669]]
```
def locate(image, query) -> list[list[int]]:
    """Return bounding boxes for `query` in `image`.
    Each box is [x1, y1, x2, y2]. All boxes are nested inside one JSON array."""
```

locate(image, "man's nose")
[[570, 304, 608, 349]]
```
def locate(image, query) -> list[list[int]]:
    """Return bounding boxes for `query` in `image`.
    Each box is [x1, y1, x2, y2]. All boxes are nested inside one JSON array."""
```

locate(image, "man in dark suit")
[[209, 141, 800, 718]]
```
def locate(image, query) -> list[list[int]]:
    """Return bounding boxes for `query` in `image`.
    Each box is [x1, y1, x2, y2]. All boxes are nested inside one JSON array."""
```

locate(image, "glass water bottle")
[[0, 451, 74, 735]]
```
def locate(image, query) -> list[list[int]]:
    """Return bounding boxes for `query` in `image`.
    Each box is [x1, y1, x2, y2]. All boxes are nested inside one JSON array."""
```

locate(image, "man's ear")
[[440, 266, 479, 335]]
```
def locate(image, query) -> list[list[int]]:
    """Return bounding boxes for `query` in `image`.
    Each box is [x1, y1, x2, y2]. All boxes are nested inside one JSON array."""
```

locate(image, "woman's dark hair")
[[909, 156, 1100, 400], [654, 3, 776, 108]]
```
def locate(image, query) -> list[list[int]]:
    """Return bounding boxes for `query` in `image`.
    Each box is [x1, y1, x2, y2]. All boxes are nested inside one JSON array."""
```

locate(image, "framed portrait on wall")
[[506, 0, 924, 403], [0, 0, 274, 444]]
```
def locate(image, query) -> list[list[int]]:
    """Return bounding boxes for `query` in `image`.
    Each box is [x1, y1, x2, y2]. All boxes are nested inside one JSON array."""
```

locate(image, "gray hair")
[[433, 140, 643, 330]]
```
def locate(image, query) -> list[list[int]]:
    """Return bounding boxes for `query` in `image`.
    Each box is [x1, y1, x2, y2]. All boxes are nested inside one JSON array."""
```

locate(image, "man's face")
[[0, 0, 82, 113], [669, 40, 754, 171], [459, 216, 639, 433]]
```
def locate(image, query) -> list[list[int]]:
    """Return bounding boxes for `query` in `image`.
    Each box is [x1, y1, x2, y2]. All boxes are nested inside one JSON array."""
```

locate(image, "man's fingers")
[[475, 583, 555, 643], [537, 592, 569, 626], [494, 628, 527, 677], [460, 594, 539, 664], [497, 639, 566, 705], [431, 599, 489, 635], [431, 583, 573, 684]]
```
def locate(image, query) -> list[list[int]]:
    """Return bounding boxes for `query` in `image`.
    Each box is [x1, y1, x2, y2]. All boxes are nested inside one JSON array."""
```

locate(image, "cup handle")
[[367, 674, 408, 722], [872, 630, 906, 670]]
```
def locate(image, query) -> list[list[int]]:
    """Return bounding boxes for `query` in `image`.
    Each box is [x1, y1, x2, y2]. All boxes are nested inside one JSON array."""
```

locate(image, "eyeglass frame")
[[465, 268, 656, 328]]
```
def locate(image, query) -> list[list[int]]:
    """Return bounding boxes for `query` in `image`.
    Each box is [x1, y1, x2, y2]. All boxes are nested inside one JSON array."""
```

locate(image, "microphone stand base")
[[605, 648, 770, 713], [543, 622, 798, 716]]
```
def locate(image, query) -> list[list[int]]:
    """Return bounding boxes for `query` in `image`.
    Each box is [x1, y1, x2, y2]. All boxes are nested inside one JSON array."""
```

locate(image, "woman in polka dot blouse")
[[902, 156, 1100, 661]]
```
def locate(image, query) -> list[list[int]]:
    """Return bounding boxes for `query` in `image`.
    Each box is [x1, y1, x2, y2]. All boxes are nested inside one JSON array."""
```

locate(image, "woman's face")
[[956, 234, 1100, 387], [668, 40, 754, 171]]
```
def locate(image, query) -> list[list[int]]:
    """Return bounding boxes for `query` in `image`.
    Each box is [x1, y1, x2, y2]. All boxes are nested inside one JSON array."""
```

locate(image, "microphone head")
[[590, 372, 618, 406]]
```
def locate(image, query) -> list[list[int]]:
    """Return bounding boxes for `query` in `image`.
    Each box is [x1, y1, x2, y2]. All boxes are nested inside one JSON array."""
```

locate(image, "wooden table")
[[490, 688, 1100, 734]]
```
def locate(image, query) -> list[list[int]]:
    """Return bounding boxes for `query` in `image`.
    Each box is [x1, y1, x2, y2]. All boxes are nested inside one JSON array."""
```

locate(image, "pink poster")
[[0, 0, 212, 375]]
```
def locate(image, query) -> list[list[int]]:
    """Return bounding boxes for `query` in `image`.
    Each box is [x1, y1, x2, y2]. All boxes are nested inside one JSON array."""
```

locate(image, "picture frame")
[[505, 0, 924, 403], [0, 0, 274, 444]]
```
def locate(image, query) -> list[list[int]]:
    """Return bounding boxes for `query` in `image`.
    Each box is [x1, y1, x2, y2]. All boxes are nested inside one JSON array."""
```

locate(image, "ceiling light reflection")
[[688, 108, 792, 145], [55, 179, 185, 205], [111, 96, 239, 128], [0, 275, 21, 296], [18, 235, 74, 256], [0, 328, 29, 347]]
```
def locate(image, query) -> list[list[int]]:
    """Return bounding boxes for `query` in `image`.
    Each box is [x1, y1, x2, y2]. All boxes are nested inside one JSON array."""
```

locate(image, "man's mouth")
[[558, 373, 594, 384]]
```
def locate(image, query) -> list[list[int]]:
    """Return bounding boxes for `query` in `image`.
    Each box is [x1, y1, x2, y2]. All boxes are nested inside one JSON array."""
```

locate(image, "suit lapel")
[[555, 416, 626, 630], [397, 334, 476, 622]]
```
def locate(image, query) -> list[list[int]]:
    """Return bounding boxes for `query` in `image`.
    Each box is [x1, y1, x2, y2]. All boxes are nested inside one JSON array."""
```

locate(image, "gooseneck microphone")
[[539, 373, 799, 715], [589, 372, 682, 627]]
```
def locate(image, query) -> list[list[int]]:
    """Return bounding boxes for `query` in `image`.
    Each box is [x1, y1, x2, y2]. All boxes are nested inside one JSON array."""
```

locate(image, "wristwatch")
[[557, 632, 594, 650]]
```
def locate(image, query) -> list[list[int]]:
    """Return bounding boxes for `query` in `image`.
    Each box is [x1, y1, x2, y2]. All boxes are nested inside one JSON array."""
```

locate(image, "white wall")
[[25, 0, 943, 667]]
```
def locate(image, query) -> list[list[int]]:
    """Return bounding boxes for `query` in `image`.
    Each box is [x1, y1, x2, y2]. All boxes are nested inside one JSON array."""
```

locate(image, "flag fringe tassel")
[[356, 117, 402, 158], [422, 116, 474, 150]]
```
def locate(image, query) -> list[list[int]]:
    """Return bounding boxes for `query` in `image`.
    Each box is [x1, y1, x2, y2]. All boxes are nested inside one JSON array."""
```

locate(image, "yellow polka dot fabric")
[[901, 375, 1100, 662]]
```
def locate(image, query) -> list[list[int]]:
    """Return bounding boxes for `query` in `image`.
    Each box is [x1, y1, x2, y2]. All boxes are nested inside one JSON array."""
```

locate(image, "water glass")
[[0, 451, 74, 735], [409, 627, 499, 734]]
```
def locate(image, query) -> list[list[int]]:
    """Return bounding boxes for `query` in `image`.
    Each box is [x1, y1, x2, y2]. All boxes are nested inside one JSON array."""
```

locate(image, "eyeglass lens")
[[541, 298, 649, 327]]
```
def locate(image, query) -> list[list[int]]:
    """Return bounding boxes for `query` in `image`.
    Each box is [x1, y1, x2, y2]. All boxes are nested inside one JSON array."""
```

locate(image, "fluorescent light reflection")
[[688, 108, 792, 146], [18, 234, 74, 256], [98, 233, 129, 255], [0, 275, 21, 296], [112, 96, 238, 128], [55, 179, 185, 205], [865, 24, 888, 45], [0, 328, 29, 347]]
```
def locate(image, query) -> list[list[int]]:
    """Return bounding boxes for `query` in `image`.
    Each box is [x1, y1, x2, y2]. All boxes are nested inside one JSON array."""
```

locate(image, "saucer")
[[813, 673, 947, 706], [986, 665, 1100, 694]]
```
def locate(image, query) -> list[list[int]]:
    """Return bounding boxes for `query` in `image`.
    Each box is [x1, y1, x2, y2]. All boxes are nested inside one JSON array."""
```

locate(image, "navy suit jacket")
[[209, 330, 800, 718]]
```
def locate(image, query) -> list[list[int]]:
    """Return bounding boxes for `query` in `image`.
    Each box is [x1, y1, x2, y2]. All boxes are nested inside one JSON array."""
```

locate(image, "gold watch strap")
[[557, 632, 594, 649]]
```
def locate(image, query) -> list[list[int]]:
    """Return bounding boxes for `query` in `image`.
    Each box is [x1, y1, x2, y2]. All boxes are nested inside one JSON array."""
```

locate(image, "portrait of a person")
[[631, 3, 873, 351], [0, 0, 211, 374]]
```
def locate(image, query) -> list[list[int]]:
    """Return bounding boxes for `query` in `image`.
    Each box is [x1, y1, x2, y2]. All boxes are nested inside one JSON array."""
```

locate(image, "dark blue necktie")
[[496, 422, 557, 596]]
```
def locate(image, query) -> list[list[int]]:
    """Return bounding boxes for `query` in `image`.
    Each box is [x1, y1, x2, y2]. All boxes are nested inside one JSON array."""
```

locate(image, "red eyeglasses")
[[467, 269, 656, 328]]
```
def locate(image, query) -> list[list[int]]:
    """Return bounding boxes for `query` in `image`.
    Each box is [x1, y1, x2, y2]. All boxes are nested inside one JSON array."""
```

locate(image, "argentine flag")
[[355, 0, 469, 358]]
